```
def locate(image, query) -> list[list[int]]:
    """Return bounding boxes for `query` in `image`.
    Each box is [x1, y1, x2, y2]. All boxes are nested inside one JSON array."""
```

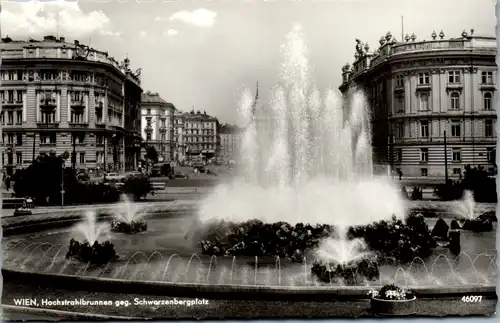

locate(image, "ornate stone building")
[[0, 35, 143, 174], [173, 110, 186, 162], [140, 92, 175, 163], [339, 30, 497, 183], [182, 110, 220, 160]]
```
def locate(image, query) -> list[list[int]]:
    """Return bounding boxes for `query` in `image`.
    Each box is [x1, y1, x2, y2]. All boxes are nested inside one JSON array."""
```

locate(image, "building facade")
[[182, 110, 220, 160], [173, 110, 186, 162], [339, 30, 497, 183], [0, 35, 143, 175], [219, 124, 243, 161], [140, 92, 175, 163]]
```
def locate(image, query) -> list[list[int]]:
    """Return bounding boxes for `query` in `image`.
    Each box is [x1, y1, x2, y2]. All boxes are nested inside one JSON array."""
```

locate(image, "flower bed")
[[199, 219, 334, 261], [110, 220, 147, 234], [65, 238, 117, 265], [199, 214, 437, 264], [348, 214, 436, 263], [369, 284, 416, 316]]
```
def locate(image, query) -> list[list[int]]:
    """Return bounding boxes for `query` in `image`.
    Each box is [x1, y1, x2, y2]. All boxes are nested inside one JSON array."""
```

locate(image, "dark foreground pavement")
[[2, 281, 496, 319]]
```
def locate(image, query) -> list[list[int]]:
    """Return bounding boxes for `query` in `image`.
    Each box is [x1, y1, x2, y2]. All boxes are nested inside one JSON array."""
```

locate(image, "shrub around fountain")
[[110, 219, 147, 234], [311, 257, 380, 285], [461, 218, 493, 232], [65, 238, 117, 265], [431, 218, 449, 241], [348, 214, 436, 263], [199, 219, 334, 261]]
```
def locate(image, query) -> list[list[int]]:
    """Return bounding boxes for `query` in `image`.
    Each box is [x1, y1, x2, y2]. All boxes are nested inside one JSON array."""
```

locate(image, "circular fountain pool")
[[3, 210, 497, 289]]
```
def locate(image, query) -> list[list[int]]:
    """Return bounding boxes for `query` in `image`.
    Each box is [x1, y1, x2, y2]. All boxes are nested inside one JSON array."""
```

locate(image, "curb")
[[3, 269, 496, 302], [1, 304, 139, 320]]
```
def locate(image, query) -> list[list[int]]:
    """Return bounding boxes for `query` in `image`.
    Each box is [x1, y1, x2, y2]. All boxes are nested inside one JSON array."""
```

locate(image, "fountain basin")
[[2, 268, 496, 301], [370, 296, 416, 316]]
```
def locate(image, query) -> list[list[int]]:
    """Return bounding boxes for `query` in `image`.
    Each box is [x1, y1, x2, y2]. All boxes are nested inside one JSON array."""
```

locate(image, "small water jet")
[[111, 195, 148, 234], [311, 236, 379, 284], [65, 211, 117, 265], [450, 191, 493, 232]]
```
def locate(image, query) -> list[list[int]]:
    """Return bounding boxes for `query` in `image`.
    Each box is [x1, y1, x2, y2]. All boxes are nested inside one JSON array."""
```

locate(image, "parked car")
[[105, 172, 126, 182], [175, 173, 189, 179]]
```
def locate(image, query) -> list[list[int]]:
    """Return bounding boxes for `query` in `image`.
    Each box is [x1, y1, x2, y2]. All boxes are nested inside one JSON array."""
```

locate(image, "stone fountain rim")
[[2, 268, 495, 300]]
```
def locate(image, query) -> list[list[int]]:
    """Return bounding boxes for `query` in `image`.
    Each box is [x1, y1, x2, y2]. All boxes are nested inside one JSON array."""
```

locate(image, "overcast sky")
[[1, 0, 496, 124]]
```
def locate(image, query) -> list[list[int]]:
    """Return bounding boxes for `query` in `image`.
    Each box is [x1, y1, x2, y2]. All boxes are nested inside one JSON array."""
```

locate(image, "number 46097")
[[462, 296, 482, 302]]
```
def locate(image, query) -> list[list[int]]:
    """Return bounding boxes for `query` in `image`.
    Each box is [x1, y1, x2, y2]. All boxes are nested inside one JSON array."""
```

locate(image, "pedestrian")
[[26, 196, 33, 209], [398, 170, 403, 181], [5, 175, 11, 191]]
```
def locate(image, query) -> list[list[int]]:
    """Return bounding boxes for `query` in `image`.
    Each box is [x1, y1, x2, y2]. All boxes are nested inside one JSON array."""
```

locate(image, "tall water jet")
[[197, 24, 405, 230]]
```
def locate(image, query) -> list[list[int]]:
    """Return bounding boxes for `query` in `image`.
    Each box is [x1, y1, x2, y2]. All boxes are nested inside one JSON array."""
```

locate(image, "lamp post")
[[444, 129, 448, 183], [61, 160, 65, 207]]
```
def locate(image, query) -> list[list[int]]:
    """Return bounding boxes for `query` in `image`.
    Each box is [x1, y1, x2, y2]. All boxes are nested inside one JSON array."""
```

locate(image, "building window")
[[485, 119, 493, 137], [161, 133, 166, 141], [484, 92, 492, 110], [418, 93, 429, 111], [16, 133, 22, 146], [420, 148, 429, 162], [79, 152, 85, 164], [40, 133, 56, 144], [420, 120, 429, 137], [77, 133, 85, 144], [16, 91, 23, 102], [7, 111, 13, 124], [420, 168, 428, 177], [146, 133, 152, 141], [450, 92, 460, 110], [395, 95, 404, 113], [482, 71, 493, 84], [396, 75, 404, 87], [0, 112, 4, 124], [146, 117, 152, 127], [448, 71, 461, 83], [451, 120, 461, 137], [41, 108, 56, 123], [418, 73, 430, 85], [70, 108, 85, 124], [487, 148, 496, 164], [453, 168, 462, 175], [147, 109, 151, 115], [16, 152, 22, 165], [452, 148, 461, 162], [16, 110, 22, 124]]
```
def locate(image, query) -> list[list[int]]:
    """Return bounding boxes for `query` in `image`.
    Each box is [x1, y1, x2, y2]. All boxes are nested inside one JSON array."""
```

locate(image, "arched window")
[[484, 92, 492, 110], [450, 92, 460, 110]]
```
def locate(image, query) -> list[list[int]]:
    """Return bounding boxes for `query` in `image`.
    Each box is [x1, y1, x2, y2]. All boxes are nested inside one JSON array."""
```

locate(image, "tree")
[[14, 152, 75, 205], [122, 174, 153, 201], [145, 146, 158, 163]]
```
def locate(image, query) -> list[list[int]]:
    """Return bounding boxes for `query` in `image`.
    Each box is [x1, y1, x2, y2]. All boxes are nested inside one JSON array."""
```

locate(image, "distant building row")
[[140, 92, 244, 163]]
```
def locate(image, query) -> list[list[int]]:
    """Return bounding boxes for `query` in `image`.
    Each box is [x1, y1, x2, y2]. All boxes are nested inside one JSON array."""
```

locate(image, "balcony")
[[2, 100, 23, 106], [37, 122, 59, 128], [69, 122, 89, 128], [39, 98, 57, 107], [480, 83, 496, 91], [416, 83, 431, 92], [446, 83, 463, 92], [70, 99, 85, 107]]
